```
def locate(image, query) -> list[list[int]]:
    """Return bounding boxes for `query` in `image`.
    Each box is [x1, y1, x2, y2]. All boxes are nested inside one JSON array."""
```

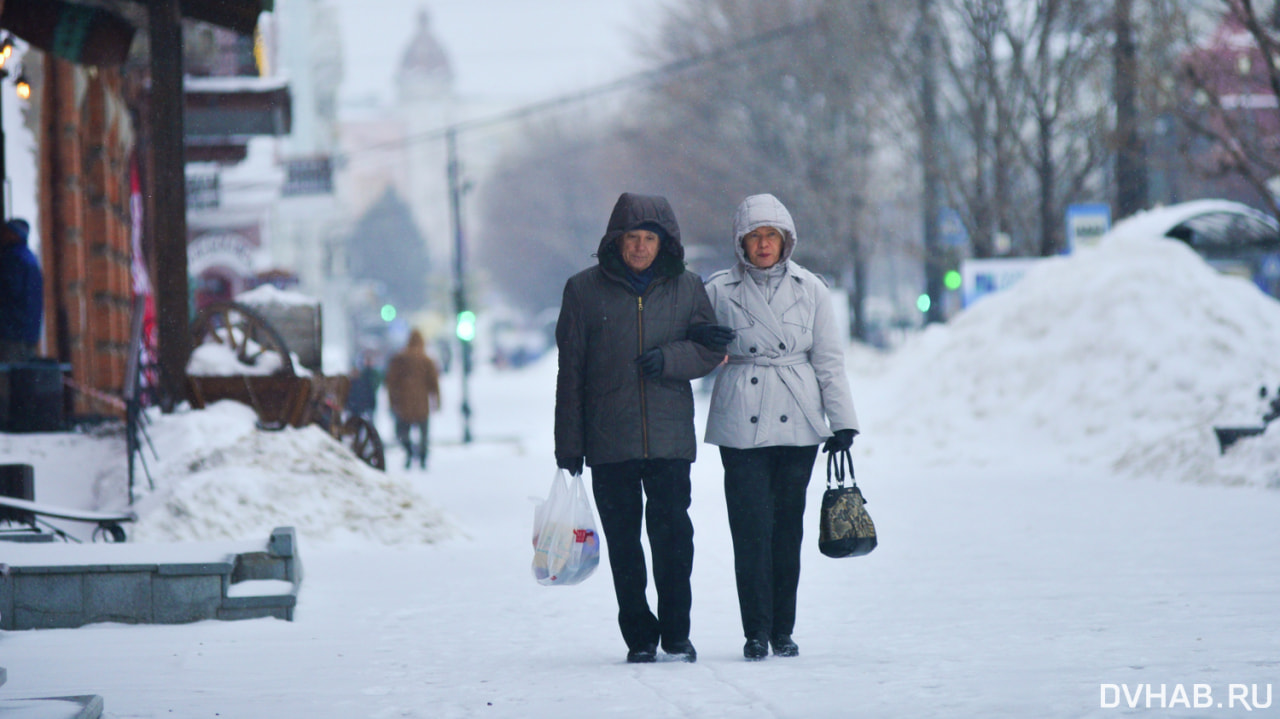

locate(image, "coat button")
[[778, 342, 785, 350], [750, 416, 758, 423], [780, 415, 788, 422], [749, 346, 757, 353], [750, 377, 758, 385]]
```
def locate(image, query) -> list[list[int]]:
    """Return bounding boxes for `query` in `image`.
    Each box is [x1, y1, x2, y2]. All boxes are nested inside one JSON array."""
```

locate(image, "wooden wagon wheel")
[[341, 415, 386, 471], [190, 301, 295, 376]]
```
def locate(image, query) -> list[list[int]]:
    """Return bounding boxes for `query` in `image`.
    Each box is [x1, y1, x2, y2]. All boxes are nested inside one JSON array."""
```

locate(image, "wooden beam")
[[148, 0, 189, 410]]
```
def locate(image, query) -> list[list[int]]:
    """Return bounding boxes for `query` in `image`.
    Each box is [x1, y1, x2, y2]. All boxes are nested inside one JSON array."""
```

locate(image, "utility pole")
[[446, 127, 472, 444], [920, 0, 944, 324]]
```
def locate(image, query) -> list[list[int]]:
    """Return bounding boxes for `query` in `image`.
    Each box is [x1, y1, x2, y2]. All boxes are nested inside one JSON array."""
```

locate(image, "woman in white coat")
[[704, 193, 860, 661]]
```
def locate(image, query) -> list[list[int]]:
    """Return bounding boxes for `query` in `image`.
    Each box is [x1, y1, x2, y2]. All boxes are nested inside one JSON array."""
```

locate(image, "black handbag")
[[818, 448, 877, 558]]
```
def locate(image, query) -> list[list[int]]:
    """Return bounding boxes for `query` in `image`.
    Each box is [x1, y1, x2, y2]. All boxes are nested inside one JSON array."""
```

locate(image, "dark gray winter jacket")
[[555, 193, 723, 467]]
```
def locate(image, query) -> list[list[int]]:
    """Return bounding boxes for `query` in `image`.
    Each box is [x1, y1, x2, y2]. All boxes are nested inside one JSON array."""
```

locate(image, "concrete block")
[[217, 605, 291, 621], [0, 573, 13, 630], [151, 575, 222, 624], [268, 526, 302, 583], [13, 573, 84, 629], [0, 696, 104, 719], [221, 591, 296, 611], [84, 571, 151, 624], [156, 561, 234, 576], [268, 526, 296, 557], [231, 552, 286, 582]]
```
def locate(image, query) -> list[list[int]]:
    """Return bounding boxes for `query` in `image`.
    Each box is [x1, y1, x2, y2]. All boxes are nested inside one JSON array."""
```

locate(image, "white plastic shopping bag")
[[531, 469, 600, 586]]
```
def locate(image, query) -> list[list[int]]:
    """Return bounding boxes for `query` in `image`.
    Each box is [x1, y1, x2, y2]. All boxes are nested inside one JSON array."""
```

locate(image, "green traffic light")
[[944, 269, 962, 291], [916, 293, 931, 313], [380, 304, 397, 322], [456, 310, 477, 342]]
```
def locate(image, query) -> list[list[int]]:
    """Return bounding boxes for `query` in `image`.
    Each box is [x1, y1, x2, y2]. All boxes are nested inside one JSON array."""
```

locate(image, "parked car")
[[1128, 199, 1280, 299]]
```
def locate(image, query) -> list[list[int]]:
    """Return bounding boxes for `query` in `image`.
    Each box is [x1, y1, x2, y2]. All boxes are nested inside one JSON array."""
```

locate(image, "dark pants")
[[395, 416, 429, 468], [590, 458, 694, 652], [720, 445, 819, 641]]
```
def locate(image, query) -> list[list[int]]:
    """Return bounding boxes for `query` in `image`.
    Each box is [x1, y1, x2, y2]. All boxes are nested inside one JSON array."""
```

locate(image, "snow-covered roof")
[[236, 283, 319, 307], [185, 75, 291, 94]]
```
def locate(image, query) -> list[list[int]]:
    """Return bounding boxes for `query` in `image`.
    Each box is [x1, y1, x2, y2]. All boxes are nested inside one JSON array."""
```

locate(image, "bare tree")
[[472, 118, 627, 312], [1170, 0, 1280, 216], [629, 0, 903, 339], [1006, 0, 1113, 253]]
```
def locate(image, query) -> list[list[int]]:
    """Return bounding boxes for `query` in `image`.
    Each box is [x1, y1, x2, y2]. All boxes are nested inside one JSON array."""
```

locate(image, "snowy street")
[[4, 231, 1280, 717]]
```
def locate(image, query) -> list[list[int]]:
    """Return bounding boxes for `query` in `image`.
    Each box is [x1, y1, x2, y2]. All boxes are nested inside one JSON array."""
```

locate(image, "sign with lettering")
[[1066, 203, 1111, 253]]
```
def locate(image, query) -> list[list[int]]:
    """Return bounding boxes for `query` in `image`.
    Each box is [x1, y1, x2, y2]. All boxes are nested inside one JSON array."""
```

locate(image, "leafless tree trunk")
[[1114, 0, 1150, 220]]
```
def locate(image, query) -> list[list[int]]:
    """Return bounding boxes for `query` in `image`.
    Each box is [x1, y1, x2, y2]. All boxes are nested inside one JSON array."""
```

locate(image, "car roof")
[[1103, 199, 1280, 247]]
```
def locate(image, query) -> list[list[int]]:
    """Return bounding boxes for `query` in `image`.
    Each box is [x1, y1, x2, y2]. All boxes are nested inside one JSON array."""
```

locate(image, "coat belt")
[[727, 353, 808, 367]]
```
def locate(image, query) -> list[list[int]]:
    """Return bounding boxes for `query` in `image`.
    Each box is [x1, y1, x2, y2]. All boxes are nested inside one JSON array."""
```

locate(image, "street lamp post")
[[446, 127, 473, 444]]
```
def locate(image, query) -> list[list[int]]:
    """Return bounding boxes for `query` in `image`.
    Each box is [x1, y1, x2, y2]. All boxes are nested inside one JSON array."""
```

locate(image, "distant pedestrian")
[[554, 192, 733, 664], [346, 351, 382, 421], [386, 329, 440, 470], [0, 219, 42, 362], [703, 194, 860, 661]]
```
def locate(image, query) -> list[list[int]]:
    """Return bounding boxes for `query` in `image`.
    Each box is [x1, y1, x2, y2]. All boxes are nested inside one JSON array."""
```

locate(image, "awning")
[[0, 0, 273, 67], [180, 0, 273, 37], [185, 75, 291, 139], [0, 0, 138, 67]]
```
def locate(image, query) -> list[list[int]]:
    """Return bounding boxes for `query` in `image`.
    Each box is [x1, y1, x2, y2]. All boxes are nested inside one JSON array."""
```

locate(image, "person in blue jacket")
[[0, 219, 43, 362]]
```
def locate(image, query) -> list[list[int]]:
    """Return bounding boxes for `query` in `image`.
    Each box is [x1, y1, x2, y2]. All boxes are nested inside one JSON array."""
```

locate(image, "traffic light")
[[380, 304, 396, 322], [944, 269, 962, 291], [456, 310, 477, 342], [916, 293, 932, 313]]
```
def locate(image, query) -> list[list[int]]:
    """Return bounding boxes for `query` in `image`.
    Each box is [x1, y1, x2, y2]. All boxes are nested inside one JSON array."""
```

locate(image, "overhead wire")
[[332, 17, 821, 163]]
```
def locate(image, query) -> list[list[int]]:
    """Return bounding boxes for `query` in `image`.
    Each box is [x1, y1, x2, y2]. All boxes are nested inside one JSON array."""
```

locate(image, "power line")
[[334, 17, 821, 161]]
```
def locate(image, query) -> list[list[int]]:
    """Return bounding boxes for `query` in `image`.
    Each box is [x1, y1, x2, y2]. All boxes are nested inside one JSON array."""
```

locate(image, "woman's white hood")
[[731, 193, 798, 266]]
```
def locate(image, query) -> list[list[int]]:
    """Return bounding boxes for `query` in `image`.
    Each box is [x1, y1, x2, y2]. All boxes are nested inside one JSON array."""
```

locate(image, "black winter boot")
[[744, 638, 769, 661], [662, 639, 697, 663], [771, 635, 799, 657], [626, 643, 658, 663]]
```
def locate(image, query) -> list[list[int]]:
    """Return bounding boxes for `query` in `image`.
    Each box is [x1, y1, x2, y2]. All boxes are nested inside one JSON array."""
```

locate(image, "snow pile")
[[873, 232, 1280, 487], [235, 283, 318, 307], [186, 341, 289, 376], [128, 401, 455, 545]]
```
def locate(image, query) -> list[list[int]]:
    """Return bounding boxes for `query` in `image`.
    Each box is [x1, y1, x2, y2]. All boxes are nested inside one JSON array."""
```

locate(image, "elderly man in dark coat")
[[0, 219, 42, 362], [554, 192, 734, 664]]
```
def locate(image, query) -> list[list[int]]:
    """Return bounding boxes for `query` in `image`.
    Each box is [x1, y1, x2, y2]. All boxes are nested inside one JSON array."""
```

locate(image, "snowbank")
[[127, 401, 455, 545], [872, 234, 1280, 487]]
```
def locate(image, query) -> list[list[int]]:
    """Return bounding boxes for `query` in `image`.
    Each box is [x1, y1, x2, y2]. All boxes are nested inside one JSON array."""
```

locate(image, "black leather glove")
[[635, 348, 664, 379], [557, 455, 584, 476], [822, 428, 858, 453], [687, 323, 736, 351]]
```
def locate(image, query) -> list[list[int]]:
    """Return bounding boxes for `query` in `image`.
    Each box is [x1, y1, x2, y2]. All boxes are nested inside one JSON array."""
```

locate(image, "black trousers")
[[720, 445, 819, 641], [590, 458, 694, 652], [395, 417, 429, 467]]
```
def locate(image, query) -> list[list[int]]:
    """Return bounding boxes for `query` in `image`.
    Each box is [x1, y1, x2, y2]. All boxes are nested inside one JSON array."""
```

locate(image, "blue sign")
[[940, 208, 969, 248], [1065, 203, 1111, 253]]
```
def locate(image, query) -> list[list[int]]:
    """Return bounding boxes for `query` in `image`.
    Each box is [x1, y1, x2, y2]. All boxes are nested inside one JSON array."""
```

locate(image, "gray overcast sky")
[[334, 0, 666, 108]]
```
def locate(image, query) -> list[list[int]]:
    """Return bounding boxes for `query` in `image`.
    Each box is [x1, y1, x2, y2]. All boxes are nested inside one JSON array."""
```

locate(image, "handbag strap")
[[825, 448, 857, 491]]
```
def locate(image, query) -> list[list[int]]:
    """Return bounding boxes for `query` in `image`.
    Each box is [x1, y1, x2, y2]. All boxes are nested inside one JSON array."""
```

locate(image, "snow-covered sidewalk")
[[5, 231, 1280, 717], [3, 362, 1278, 718]]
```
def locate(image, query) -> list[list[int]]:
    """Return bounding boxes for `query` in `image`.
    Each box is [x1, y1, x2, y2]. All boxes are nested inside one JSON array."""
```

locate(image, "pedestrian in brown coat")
[[386, 329, 441, 469]]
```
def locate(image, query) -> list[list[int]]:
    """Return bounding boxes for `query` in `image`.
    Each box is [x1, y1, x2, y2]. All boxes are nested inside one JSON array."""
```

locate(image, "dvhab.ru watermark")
[[1100, 684, 1272, 711]]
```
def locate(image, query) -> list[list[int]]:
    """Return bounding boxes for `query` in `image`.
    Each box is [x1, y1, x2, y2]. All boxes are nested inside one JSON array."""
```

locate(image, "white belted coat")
[[703, 194, 859, 448]]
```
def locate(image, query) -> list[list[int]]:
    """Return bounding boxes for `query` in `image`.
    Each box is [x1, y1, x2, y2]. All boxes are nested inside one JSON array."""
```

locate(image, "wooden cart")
[[186, 301, 386, 471]]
